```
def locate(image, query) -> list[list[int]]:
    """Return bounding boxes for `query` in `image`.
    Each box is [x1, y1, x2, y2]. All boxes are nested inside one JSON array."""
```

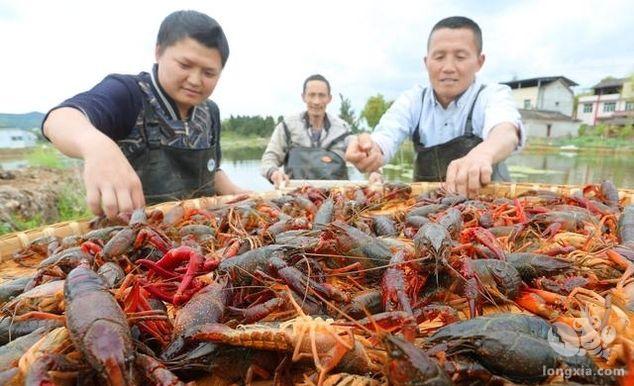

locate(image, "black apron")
[[282, 121, 349, 180], [118, 72, 220, 205], [412, 86, 510, 182]]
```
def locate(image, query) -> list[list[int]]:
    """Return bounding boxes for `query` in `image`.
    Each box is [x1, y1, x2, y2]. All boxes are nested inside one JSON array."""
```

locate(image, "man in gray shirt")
[[260, 74, 351, 187]]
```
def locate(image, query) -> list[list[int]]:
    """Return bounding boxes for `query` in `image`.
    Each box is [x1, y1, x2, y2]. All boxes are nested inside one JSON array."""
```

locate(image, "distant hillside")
[[0, 112, 45, 130]]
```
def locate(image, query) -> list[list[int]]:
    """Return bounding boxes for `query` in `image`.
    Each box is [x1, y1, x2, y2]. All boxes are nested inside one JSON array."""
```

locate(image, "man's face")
[[155, 37, 223, 117], [302, 80, 332, 118], [424, 28, 484, 106]]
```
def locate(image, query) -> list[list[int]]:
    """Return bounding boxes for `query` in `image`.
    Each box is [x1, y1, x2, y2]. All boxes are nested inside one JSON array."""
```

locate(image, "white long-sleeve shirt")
[[371, 80, 525, 163]]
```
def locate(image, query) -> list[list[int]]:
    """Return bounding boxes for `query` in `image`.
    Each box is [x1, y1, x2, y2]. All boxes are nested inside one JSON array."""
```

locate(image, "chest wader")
[[123, 97, 220, 205], [412, 85, 510, 182], [282, 121, 350, 180]]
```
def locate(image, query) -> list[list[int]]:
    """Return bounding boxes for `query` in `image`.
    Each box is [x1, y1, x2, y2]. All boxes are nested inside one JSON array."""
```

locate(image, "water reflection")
[[222, 145, 634, 190], [222, 160, 364, 192], [505, 152, 634, 187], [381, 145, 634, 188], [0, 159, 29, 170], [2, 145, 633, 191]]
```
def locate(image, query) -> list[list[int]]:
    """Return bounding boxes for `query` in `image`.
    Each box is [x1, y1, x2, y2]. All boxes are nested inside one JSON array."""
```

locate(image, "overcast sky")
[[1, 0, 633, 119]]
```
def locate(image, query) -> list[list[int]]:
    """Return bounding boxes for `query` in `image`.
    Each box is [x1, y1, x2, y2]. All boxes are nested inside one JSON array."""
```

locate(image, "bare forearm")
[[43, 107, 145, 217], [214, 170, 246, 195], [43, 107, 119, 159], [468, 122, 519, 164]]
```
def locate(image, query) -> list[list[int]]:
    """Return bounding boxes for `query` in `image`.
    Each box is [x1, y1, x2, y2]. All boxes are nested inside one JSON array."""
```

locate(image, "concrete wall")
[[510, 79, 574, 116], [540, 80, 574, 116], [622, 80, 634, 99], [577, 93, 623, 125], [523, 119, 579, 138], [0, 129, 37, 149], [510, 87, 539, 109]]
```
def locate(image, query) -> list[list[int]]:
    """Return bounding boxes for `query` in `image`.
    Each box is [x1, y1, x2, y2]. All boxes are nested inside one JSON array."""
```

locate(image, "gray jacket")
[[260, 112, 351, 179]]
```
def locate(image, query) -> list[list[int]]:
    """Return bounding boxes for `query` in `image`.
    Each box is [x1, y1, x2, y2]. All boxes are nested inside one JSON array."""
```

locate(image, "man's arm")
[[214, 169, 249, 195], [370, 87, 421, 164], [260, 122, 290, 186], [346, 86, 421, 173], [445, 122, 518, 196], [445, 84, 523, 197], [43, 107, 144, 217]]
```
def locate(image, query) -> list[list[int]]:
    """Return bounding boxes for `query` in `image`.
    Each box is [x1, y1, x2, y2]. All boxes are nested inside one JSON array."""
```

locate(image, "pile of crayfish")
[[1, 181, 633, 385]]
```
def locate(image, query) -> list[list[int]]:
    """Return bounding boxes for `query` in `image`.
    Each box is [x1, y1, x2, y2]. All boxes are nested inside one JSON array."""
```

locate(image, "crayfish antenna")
[[285, 286, 308, 318]]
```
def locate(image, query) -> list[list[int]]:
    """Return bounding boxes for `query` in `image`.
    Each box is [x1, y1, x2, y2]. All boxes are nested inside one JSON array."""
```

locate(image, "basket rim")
[[1, 181, 632, 261]]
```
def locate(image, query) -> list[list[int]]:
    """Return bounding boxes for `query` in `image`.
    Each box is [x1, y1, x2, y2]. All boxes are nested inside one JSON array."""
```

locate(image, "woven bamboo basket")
[[0, 191, 278, 265], [1, 182, 633, 267]]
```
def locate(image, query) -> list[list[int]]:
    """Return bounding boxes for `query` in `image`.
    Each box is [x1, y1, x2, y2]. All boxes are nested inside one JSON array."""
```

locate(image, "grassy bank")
[[528, 136, 634, 150], [0, 146, 89, 236], [525, 136, 634, 154], [221, 131, 269, 150], [0, 184, 90, 236]]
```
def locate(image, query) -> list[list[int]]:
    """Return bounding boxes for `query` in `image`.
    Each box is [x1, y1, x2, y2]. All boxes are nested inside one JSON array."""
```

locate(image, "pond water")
[[2, 145, 633, 193], [220, 145, 634, 192]]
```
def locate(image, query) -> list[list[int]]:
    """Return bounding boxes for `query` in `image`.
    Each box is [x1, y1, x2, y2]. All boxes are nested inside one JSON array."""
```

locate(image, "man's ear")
[[155, 45, 162, 61], [423, 56, 428, 70], [477, 53, 485, 70]]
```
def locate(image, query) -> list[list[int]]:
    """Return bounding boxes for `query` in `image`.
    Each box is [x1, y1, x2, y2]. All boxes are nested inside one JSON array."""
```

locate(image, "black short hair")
[[157, 10, 230, 67], [303, 74, 331, 95], [427, 16, 482, 54]]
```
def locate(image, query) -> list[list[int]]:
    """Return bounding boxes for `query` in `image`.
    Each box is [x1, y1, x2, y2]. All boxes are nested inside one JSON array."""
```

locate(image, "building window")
[[583, 103, 592, 113], [11, 136, 23, 141], [555, 101, 559, 106], [523, 99, 531, 109], [603, 102, 616, 113], [626, 101, 634, 111]]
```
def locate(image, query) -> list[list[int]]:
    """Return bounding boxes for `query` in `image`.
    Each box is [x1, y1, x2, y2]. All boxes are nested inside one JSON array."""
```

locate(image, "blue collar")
[[430, 80, 478, 109]]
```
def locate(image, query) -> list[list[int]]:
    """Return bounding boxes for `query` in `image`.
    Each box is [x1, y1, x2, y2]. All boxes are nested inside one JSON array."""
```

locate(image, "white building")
[[518, 109, 580, 138], [576, 77, 634, 126], [501, 76, 580, 138], [0, 128, 37, 149], [502, 76, 578, 117]]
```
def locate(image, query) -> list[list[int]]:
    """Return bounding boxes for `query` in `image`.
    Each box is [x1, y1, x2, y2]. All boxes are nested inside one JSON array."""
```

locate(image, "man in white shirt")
[[346, 16, 524, 197]]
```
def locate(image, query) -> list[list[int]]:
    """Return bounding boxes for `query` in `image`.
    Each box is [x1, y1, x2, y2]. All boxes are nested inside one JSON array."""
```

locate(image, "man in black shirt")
[[42, 10, 245, 218]]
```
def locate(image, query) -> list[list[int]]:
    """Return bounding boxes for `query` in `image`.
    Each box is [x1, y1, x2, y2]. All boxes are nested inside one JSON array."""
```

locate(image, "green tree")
[[338, 93, 360, 133], [361, 94, 393, 129], [595, 123, 607, 138], [619, 124, 633, 139], [578, 124, 588, 136], [221, 115, 277, 137]]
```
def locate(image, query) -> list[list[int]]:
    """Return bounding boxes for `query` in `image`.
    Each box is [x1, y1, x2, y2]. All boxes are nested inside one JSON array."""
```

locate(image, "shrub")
[[620, 124, 634, 139], [578, 124, 588, 136], [26, 146, 64, 168]]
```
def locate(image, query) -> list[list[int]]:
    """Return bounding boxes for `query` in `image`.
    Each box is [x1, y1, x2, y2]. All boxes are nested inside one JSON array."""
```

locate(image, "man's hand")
[[444, 152, 494, 198], [270, 170, 290, 189], [42, 108, 145, 219], [368, 172, 384, 185], [444, 122, 520, 197], [83, 144, 145, 219], [345, 133, 384, 173]]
